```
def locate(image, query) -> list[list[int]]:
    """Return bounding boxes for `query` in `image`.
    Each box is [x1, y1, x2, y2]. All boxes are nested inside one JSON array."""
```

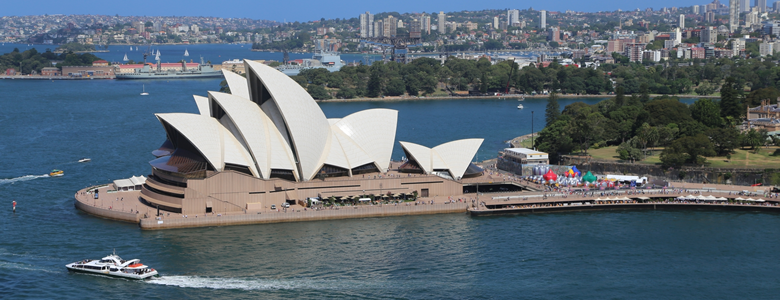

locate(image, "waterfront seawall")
[[74, 195, 139, 223], [469, 202, 780, 216], [139, 203, 468, 230]]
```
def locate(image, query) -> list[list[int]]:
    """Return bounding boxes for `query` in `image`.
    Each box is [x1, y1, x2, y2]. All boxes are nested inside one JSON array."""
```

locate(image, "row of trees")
[[0, 48, 103, 74], [535, 80, 776, 168], [292, 54, 780, 100]]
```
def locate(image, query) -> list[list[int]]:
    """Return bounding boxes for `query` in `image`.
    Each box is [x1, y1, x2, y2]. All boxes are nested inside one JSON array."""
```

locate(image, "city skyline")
[[2, 0, 741, 23]]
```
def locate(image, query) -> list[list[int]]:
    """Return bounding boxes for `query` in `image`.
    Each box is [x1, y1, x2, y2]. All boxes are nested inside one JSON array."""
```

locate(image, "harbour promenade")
[[74, 184, 470, 230], [470, 183, 780, 216]]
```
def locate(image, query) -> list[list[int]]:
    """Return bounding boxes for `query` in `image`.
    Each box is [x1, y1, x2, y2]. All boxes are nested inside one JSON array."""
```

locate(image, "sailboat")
[[130, 46, 133, 51], [140, 84, 149, 96], [123, 54, 129, 62], [184, 49, 189, 57]]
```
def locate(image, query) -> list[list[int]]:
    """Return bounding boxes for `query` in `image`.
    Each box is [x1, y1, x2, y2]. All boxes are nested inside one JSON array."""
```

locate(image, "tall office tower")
[[730, 0, 740, 33], [438, 11, 447, 34], [699, 5, 708, 14], [706, 11, 715, 22], [679, 14, 685, 28], [702, 26, 717, 44], [775, 1, 780, 11], [359, 11, 374, 38], [493, 16, 500, 29], [507, 9, 520, 26], [421, 14, 431, 34], [741, 0, 750, 12], [757, 0, 767, 11], [693, 5, 700, 14], [540, 10, 547, 29]]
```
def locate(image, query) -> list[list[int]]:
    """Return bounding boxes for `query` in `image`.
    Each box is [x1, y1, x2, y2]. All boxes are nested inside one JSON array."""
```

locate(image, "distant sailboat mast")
[[184, 49, 189, 57]]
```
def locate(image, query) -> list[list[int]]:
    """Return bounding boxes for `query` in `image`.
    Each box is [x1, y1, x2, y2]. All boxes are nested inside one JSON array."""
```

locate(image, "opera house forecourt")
[[74, 60, 487, 228]]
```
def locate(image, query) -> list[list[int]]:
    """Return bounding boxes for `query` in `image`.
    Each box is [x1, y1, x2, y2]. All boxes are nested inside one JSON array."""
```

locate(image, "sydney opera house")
[[140, 61, 484, 214]]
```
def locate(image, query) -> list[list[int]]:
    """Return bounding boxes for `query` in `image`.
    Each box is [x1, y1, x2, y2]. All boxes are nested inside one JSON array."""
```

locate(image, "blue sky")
[[6, 0, 711, 22]]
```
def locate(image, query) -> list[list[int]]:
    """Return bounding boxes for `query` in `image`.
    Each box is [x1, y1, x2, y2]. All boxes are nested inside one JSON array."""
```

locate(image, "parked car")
[[271, 204, 276, 210]]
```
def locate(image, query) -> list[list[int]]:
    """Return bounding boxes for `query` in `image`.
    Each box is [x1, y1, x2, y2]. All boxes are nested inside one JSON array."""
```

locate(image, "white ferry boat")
[[66, 252, 158, 280]]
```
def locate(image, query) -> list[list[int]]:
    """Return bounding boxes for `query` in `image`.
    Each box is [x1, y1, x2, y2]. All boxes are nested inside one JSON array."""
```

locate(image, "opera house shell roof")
[[150, 60, 482, 182]]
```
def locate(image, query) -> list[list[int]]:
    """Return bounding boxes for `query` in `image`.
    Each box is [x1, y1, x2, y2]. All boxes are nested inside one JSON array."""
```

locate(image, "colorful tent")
[[582, 171, 597, 183], [543, 169, 557, 182]]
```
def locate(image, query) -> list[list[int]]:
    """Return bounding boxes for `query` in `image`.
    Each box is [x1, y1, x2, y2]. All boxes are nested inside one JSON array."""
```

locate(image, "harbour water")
[[2, 60, 779, 298], [0, 43, 378, 66]]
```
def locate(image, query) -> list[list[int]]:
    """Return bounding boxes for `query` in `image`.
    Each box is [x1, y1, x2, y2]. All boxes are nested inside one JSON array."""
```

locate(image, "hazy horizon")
[[4, 0, 715, 23]]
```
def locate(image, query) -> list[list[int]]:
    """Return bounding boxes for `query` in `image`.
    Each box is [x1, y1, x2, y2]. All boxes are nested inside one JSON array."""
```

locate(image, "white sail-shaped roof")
[[222, 70, 249, 99], [399, 141, 433, 173], [331, 109, 398, 172], [399, 138, 484, 179], [208, 91, 298, 179], [193, 95, 210, 116], [155, 113, 258, 177], [244, 60, 331, 181], [432, 139, 483, 180]]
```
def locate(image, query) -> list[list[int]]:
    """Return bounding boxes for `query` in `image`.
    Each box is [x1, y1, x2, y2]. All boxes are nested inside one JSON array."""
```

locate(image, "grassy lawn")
[[584, 145, 780, 168]]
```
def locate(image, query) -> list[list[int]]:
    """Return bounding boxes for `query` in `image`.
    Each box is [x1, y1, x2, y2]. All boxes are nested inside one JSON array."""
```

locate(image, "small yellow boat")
[[49, 169, 64, 177]]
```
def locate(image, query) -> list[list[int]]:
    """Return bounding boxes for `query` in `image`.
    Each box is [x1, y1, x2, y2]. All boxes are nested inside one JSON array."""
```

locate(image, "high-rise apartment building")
[[693, 5, 700, 14], [373, 21, 383, 37], [421, 14, 431, 34], [383, 16, 397, 37], [702, 26, 717, 44], [547, 27, 560, 42], [438, 11, 447, 34], [741, 0, 750, 12], [507, 9, 520, 26], [410, 19, 421, 38], [493, 16, 499, 29], [757, 0, 767, 12], [679, 14, 685, 28], [730, 0, 740, 32], [540, 10, 547, 29], [360, 11, 374, 38]]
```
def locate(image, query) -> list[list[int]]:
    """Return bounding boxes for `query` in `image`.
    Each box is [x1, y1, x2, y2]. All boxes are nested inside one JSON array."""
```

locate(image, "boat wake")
[[147, 276, 376, 291], [0, 174, 49, 185], [0, 261, 58, 274]]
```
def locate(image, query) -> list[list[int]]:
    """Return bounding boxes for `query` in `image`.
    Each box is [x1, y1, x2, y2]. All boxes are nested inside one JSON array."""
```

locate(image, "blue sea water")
[[2, 47, 778, 299]]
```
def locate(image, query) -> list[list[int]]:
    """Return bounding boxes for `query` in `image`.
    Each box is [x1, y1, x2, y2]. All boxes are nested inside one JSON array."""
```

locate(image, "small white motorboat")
[[517, 104, 524, 109], [78, 158, 91, 163], [66, 251, 158, 280]]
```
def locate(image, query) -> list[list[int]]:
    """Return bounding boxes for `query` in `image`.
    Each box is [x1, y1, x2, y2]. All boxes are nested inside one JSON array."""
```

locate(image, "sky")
[[5, 0, 713, 22]]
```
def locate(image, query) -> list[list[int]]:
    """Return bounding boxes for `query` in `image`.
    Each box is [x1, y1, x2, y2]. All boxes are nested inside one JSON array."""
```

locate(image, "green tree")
[[707, 127, 740, 156], [616, 139, 642, 161], [545, 92, 560, 126], [385, 78, 406, 96], [661, 134, 716, 167], [689, 98, 723, 128], [307, 84, 331, 100], [720, 77, 744, 120], [480, 72, 488, 94], [534, 116, 574, 163]]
